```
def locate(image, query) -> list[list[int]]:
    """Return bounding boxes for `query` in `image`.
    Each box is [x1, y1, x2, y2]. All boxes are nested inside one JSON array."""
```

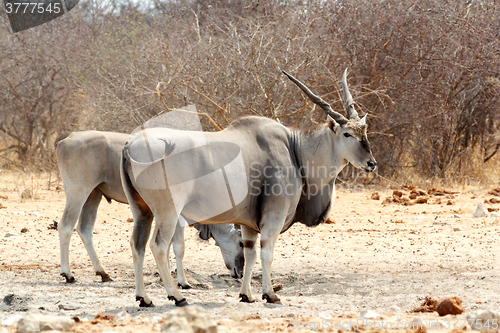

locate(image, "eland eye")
[[343, 132, 352, 138]]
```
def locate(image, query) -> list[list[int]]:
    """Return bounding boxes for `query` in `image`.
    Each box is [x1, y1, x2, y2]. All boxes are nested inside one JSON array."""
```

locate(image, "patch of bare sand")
[[0, 172, 499, 332]]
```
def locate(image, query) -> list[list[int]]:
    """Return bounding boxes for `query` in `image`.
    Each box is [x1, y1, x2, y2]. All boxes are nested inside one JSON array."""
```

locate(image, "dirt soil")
[[0, 171, 499, 332]]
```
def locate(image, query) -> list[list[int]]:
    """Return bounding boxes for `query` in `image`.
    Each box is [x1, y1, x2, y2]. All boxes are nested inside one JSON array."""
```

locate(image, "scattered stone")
[[466, 310, 500, 330], [20, 189, 33, 200], [2, 294, 32, 312], [5, 232, 21, 237], [388, 305, 401, 313], [453, 214, 461, 218], [489, 197, 500, 204], [16, 314, 75, 333], [1, 314, 23, 327], [47, 221, 58, 230], [453, 227, 464, 232], [58, 303, 81, 311], [436, 296, 464, 316], [433, 220, 447, 226], [91, 313, 115, 324], [393, 190, 403, 198], [0, 203, 5, 209], [360, 310, 383, 319], [126, 217, 134, 222], [371, 192, 380, 200], [490, 211, 500, 218], [409, 192, 418, 200], [487, 188, 500, 196], [382, 197, 393, 205], [272, 284, 283, 292], [0, 194, 8, 199], [412, 215, 426, 222], [410, 296, 439, 313], [487, 207, 499, 212], [473, 202, 488, 218], [415, 197, 428, 204], [20, 228, 28, 233], [161, 305, 218, 333], [114, 310, 131, 322]]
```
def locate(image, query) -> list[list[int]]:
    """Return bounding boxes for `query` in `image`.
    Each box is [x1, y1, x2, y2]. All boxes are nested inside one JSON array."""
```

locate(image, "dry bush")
[[2, 0, 500, 184]]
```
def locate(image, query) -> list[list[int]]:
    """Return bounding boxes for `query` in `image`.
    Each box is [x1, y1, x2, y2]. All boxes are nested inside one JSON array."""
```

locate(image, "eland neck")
[[292, 124, 347, 186]]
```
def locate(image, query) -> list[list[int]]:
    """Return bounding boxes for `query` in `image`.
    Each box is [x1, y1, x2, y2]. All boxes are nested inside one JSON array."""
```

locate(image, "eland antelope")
[[120, 69, 376, 307], [56, 131, 244, 288]]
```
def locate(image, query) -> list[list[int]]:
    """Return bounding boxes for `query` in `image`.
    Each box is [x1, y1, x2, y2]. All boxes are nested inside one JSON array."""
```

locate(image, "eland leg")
[[58, 190, 92, 283], [239, 226, 259, 303], [130, 207, 154, 307], [150, 215, 187, 307], [76, 189, 112, 282], [172, 223, 191, 289], [259, 212, 285, 304]]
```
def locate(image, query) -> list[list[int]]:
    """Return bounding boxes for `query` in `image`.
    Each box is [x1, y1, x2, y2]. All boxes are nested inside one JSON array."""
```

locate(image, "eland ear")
[[328, 116, 339, 133], [360, 114, 367, 125]]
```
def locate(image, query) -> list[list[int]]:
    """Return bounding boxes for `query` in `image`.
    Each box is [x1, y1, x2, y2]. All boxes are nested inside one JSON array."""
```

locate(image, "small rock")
[[2, 314, 23, 327], [58, 303, 81, 311], [453, 214, 461, 218], [466, 310, 500, 330], [16, 314, 75, 333], [415, 197, 428, 204], [411, 296, 439, 313], [272, 284, 283, 292], [473, 202, 488, 218], [5, 232, 21, 237], [114, 310, 131, 322], [360, 310, 383, 319], [393, 190, 403, 198], [161, 305, 218, 333], [371, 192, 380, 200], [436, 296, 464, 316], [490, 211, 500, 217], [388, 305, 401, 313], [20, 228, 28, 233], [382, 197, 393, 205], [453, 227, 464, 232], [20, 189, 33, 200], [126, 217, 134, 222]]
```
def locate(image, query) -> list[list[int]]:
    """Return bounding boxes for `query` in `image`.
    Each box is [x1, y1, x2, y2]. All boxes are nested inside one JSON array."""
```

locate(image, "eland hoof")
[[96, 272, 113, 282], [61, 273, 75, 284], [178, 283, 192, 290], [168, 296, 188, 307], [263, 294, 281, 304], [136, 296, 154, 308], [239, 293, 255, 303]]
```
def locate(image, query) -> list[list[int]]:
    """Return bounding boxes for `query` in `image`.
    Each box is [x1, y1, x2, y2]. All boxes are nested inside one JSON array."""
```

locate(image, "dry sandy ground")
[[0, 171, 499, 332]]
